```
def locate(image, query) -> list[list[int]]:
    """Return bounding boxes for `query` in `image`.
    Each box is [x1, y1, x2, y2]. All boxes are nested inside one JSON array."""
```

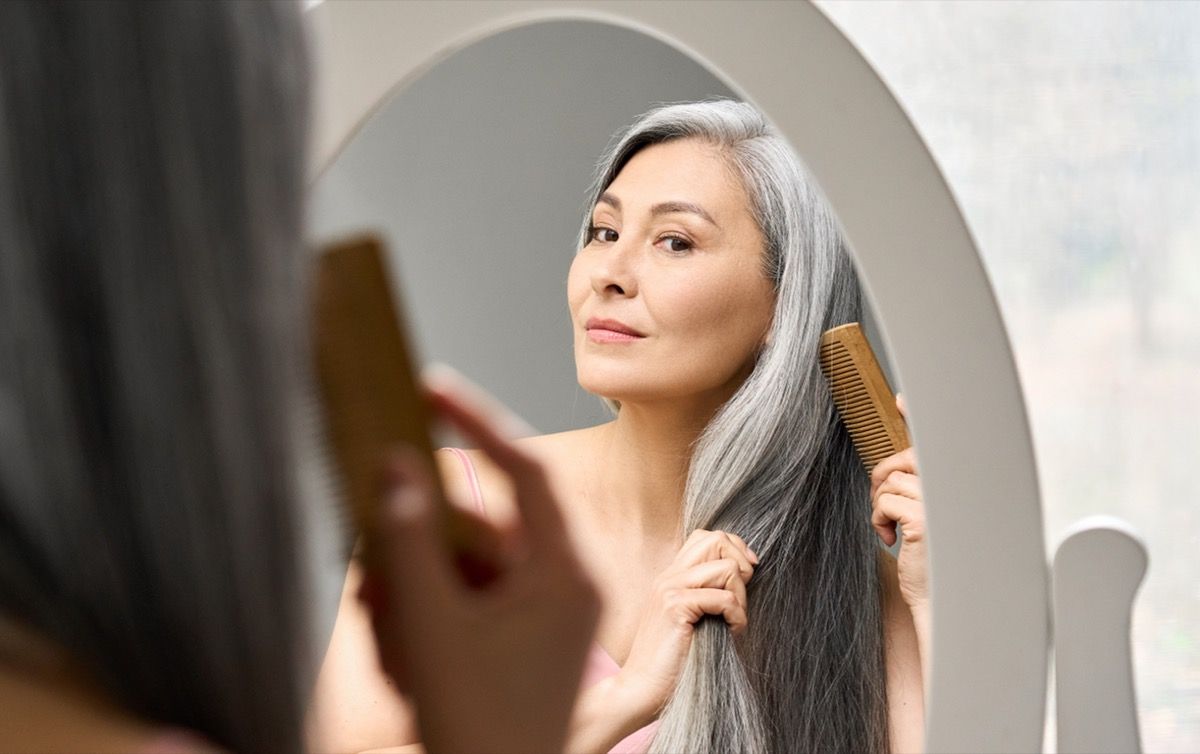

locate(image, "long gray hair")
[[580, 101, 889, 753], [0, 1, 311, 750]]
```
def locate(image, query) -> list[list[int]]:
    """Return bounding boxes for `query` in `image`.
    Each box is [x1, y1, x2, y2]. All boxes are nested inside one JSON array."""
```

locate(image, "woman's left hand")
[[869, 395, 929, 614]]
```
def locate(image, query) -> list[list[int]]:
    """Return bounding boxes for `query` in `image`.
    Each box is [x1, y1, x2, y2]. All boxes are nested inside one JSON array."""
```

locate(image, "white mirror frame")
[[307, 2, 1049, 751]]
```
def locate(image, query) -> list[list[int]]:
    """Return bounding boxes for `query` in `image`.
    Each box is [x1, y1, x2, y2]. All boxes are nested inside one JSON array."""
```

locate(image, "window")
[[816, 3, 1200, 750]]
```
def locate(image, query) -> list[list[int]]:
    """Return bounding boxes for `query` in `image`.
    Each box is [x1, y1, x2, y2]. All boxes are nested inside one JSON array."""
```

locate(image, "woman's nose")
[[590, 239, 638, 298]]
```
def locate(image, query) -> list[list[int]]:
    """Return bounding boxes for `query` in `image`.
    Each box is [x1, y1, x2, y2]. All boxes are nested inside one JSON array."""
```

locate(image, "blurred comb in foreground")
[[311, 235, 492, 581], [819, 322, 911, 472]]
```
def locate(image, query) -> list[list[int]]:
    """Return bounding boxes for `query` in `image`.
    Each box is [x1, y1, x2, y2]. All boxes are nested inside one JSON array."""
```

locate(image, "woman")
[[318, 101, 928, 753], [0, 2, 598, 752]]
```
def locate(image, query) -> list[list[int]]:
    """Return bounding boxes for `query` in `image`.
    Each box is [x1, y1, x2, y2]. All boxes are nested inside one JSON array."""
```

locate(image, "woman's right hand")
[[616, 529, 758, 721]]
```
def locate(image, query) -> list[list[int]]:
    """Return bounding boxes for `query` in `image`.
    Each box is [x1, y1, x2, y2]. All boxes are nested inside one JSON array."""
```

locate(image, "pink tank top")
[[442, 448, 659, 754]]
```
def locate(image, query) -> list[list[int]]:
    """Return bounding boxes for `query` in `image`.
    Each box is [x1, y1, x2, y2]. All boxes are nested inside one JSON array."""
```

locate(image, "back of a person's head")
[[0, 1, 311, 749]]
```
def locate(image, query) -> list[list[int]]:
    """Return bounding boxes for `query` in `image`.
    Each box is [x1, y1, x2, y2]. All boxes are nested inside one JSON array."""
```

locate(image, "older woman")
[[318, 100, 928, 754]]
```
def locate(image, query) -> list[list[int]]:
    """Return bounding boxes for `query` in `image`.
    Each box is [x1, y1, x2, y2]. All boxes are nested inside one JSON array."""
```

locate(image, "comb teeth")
[[818, 324, 910, 472], [295, 371, 357, 559]]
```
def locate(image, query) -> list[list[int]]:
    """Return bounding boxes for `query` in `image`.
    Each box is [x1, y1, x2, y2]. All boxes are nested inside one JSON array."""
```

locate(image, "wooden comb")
[[310, 234, 455, 558], [819, 322, 910, 472]]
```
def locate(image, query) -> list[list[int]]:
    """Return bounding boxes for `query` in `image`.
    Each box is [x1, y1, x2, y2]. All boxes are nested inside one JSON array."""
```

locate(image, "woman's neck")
[[580, 397, 722, 542]]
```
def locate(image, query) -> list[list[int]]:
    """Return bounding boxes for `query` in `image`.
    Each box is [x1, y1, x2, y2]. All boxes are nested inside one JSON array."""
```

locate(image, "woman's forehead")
[[601, 139, 750, 223]]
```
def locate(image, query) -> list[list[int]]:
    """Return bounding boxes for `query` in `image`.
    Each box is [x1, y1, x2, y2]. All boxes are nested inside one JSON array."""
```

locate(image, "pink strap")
[[443, 447, 486, 517]]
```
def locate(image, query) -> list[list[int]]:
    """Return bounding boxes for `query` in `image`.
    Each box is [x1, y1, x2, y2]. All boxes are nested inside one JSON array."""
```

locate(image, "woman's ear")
[[759, 319, 774, 351]]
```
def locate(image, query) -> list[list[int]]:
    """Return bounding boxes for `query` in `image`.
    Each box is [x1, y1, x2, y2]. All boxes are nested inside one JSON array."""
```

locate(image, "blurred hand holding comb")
[[310, 235, 600, 753]]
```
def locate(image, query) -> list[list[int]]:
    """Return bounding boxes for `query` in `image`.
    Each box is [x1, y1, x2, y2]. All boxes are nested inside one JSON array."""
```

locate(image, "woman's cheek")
[[565, 258, 590, 321]]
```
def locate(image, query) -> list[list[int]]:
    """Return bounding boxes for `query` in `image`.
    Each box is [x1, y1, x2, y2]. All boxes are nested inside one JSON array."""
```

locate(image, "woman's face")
[[568, 138, 776, 408]]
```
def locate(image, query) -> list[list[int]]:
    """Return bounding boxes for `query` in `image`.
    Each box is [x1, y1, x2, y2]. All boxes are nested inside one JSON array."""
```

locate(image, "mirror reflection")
[[310, 20, 927, 754]]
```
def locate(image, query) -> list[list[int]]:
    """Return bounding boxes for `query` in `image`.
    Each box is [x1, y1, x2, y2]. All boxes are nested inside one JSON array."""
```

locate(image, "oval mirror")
[[306, 4, 1048, 751]]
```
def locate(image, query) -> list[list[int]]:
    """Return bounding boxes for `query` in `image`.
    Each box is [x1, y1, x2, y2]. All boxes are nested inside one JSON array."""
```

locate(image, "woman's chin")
[[578, 378, 694, 409], [576, 375, 654, 405]]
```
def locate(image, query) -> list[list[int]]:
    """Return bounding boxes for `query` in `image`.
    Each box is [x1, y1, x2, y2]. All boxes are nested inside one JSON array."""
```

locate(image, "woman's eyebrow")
[[597, 192, 621, 210], [651, 201, 717, 227], [596, 193, 717, 228]]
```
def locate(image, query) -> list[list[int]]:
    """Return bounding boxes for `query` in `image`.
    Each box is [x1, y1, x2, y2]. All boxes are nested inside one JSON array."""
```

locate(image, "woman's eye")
[[658, 235, 693, 254], [590, 225, 618, 244]]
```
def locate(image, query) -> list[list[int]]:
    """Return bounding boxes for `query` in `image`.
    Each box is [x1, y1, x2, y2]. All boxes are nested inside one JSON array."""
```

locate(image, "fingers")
[[657, 557, 751, 633], [424, 363, 538, 438], [684, 588, 749, 634], [870, 446, 919, 499], [660, 560, 749, 635], [679, 558, 749, 593], [678, 536, 754, 580], [725, 532, 760, 565], [360, 449, 469, 688], [876, 470, 921, 501], [869, 419, 925, 550], [871, 492, 927, 547], [371, 449, 460, 608], [871, 466, 925, 549], [446, 504, 513, 587], [424, 381, 569, 560], [672, 529, 758, 580]]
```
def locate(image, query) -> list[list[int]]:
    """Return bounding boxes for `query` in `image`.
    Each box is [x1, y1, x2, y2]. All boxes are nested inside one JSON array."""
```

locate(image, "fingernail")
[[380, 448, 418, 492], [389, 483, 429, 521], [748, 548, 760, 564]]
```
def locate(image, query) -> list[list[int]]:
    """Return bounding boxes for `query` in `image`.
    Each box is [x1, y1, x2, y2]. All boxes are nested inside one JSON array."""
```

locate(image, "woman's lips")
[[585, 317, 645, 343], [587, 328, 643, 343]]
